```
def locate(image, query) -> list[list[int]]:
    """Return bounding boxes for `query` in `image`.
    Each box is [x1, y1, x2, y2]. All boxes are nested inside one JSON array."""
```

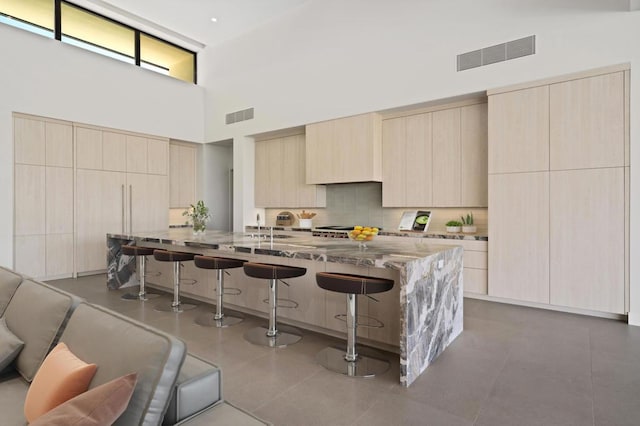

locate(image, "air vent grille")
[[457, 35, 535, 71], [225, 107, 255, 124]]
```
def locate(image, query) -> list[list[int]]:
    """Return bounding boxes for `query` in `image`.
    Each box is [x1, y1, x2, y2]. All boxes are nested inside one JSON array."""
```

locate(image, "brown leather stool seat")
[[153, 250, 195, 263], [121, 245, 155, 257], [315, 272, 394, 378], [194, 256, 245, 271], [316, 272, 394, 295], [243, 262, 306, 348], [243, 262, 306, 280], [153, 249, 197, 313], [120, 245, 159, 301], [193, 256, 246, 328]]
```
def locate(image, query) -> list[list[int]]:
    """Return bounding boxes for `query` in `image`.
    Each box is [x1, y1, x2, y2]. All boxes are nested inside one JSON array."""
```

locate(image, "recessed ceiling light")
[[210, 17, 218, 23]]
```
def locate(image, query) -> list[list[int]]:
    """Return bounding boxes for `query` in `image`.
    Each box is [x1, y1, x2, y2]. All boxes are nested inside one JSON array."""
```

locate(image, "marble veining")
[[106, 228, 463, 386]]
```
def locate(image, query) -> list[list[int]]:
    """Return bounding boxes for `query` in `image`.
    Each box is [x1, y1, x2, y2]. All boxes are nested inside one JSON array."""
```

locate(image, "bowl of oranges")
[[348, 226, 379, 248]]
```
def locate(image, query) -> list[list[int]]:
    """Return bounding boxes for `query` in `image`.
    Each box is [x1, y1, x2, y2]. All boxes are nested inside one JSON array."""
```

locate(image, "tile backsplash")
[[264, 182, 487, 234]]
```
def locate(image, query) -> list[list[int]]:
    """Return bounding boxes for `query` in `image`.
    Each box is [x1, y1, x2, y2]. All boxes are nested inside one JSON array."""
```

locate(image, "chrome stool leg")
[[155, 262, 197, 313], [316, 293, 390, 377], [244, 278, 302, 348], [196, 269, 243, 327], [122, 255, 160, 301]]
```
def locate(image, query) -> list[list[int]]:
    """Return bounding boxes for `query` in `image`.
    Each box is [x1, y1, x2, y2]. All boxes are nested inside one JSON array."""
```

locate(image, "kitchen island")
[[107, 228, 463, 387]]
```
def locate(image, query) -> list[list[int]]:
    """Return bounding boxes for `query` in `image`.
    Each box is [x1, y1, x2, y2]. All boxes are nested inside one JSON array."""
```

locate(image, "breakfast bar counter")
[[107, 228, 463, 387]]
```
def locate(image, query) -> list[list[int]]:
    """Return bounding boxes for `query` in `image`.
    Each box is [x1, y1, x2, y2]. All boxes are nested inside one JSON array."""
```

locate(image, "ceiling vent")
[[225, 107, 254, 124], [457, 35, 535, 71]]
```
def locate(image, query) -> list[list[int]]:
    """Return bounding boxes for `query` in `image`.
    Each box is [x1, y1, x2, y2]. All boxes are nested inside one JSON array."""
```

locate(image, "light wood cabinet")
[[147, 138, 168, 175], [255, 134, 325, 208], [488, 172, 550, 304], [13, 115, 73, 279], [76, 127, 103, 170], [382, 102, 486, 208], [461, 103, 488, 207], [488, 68, 628, 314], [549, 72, 624, 170], [488, 86, 549, 174], [102, 132, 126, 172], [305, 113, 382, 184], [550, 168, 625, 313], [169, 143, 196, 208], [433, 108, 462, 206], [76, 169, 126, 273], [126, 135, 148, 173]]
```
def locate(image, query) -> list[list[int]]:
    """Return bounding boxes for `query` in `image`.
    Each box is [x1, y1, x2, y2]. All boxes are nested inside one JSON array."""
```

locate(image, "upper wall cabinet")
[[256, 134, 326, 208], [488, 86, 549, 174], [305, 113, 382, 184], [549, 72, 624, 170], [382, 102, 487, 208]]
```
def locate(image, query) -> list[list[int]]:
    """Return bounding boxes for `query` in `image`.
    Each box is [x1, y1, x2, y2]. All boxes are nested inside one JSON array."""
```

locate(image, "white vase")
[[446, 226, 461, 233], [462, 225, 477, 233], [299, 218, 313, 228]]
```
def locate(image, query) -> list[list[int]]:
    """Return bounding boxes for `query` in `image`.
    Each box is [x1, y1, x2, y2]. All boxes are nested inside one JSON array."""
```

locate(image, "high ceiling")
[[78, 0, 310, 50]]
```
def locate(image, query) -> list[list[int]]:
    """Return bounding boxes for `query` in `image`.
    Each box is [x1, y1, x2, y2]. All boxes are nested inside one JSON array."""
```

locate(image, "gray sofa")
[[0, 266, 266, 426]]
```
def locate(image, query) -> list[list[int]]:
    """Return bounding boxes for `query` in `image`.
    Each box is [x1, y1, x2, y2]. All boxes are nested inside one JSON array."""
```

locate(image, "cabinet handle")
[[129, 185, 133, 235], [121, 184, 125, 234]]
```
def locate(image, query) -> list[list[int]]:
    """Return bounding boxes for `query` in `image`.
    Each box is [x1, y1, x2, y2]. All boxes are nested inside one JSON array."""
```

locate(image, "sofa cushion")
[[59, 303, 186, 426], [24, 342, 98, 422], [162, 354, 222, 425], [0, 375, 29, 424], [3, 279, 82, 382], [0, 266, 23, 316], [0, 318, 24, 373], [30, 372, 138, 426]]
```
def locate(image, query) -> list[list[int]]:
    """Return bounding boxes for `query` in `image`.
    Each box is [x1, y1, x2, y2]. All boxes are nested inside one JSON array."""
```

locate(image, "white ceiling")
[[77, 0, 310, 50]]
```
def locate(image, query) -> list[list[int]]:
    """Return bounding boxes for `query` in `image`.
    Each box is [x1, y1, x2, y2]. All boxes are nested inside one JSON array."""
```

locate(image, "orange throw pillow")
[[29, 373, 138, 426], [24, 342, 97, 423]]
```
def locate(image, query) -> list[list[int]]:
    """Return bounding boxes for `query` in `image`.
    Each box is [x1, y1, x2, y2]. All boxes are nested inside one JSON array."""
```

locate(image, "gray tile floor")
[[47, 275, 640, 426]]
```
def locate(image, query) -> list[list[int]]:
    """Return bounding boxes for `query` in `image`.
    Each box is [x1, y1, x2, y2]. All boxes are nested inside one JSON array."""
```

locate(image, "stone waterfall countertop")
[[109, 228, 461, 270], [108, 228, 464, 387]]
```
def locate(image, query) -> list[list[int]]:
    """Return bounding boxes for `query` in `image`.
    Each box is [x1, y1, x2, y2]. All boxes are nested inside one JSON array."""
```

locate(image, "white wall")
[[198, 0, 640, 322], [202, 143, 233, 231], [0, 24, 205, 268]]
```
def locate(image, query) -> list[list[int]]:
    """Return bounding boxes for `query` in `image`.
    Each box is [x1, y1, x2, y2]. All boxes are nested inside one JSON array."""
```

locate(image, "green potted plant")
[[183, 200, 211, 235], [445, 220, 462, 233], [461, 212, 476, 233]]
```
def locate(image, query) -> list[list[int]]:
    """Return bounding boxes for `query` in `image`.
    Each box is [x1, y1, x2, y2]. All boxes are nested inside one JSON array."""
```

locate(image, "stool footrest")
[[262, 297, 298, 309], [334, 314, 384, 329], [221, 287, 242, 296]]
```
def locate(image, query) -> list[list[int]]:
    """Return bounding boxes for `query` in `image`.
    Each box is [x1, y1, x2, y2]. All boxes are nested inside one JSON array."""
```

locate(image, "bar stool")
[[120, 245, 160, 301], [243, 262, 306, 348], [153, 249, 197, 313], [315, 272, 394, 377], [193, 255, 246, 327]]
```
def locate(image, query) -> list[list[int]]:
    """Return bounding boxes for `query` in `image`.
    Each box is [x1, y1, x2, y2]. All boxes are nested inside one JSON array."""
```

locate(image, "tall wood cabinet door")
[[550, 168, 624, 313], [488, 86, 549, 174], [254, 139, 275, 207], [280, 136, 299, 207], [14, 117, 45, 165], [76, 127, 103, 170], [102, 132, 126, 172], [432, 108, 461, 206], [489, 172, 550, 303], [406, 113, 433, 206], [45, 122, 73, 167], [382, 117, 406, 206], [126, 135, 148, 173], [169, 144, 181, 207], [46, 234, 73, 277], [147, 138, 168, 175], [45, 167, 73, 235], [461, 104, 488, 207], [550, 72, 624, 170], [14, 235, 46, 278], [76, 170, 125, 273], [14, 164, 46, 236], [295, 134, 325, 207], [126, 173, 150, 233]]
